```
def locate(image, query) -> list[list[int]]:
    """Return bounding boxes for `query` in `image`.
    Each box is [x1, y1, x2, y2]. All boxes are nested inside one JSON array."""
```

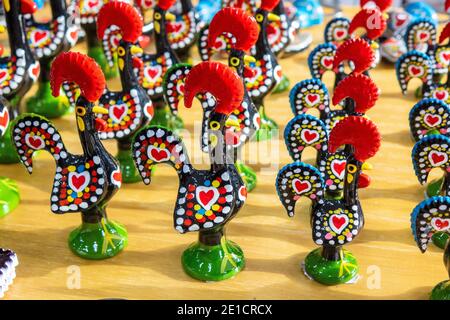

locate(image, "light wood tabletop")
[[0, 6, 447, 300]]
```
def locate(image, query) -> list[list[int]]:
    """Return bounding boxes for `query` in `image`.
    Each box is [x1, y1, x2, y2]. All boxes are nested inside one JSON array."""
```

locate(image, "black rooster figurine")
[[89, 0, 152, 183], [168, 7, 260, 191], [24, 0, 80, 118], [0, 0, 40, 164], [132, 61, 247, 281], [12, 52, 127, 260], [411, 196, 450, 300], [141, 0, 184, 131], [276, 116, 381, 285]]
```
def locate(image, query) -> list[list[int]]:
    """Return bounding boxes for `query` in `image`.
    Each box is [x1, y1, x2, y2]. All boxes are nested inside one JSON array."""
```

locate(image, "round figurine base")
[[430, 280, 450, 300], [151, 107, 184, 131], [303, 248, 359, 285], [0, 126, 19, 164], [0, 177, 20, 218], [431, 232, 449, 250], [236, 161, 257, 192], [116, 149, 141, 184], [181, 239, 245, 282], [26, 82, 71, 118], [68, 219, 128, 260], [87, 46, 118, 80], [272, 75, 290, 94]]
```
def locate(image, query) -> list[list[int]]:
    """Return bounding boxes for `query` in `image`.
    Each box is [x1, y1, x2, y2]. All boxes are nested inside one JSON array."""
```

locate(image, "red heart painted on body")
[[110, 104, 127, 123], [33, 30, 49, 44], [25, 134, 44, 149], [418, 31, 429, 41], [431, 217, 450, 231], [68, 171, 90, 193], [424, 114, 441, 127], [434, 90, 448, 101], [292, 179, 311, 195], [321, 56, 333, 69], [429, 150, 448, 166], [331, 159, 346, 179], [0, 108, 9, 132], [196, 186, 219, 210], [167, 22, 183, 34], [334, 28, 347, 40], [144, 65, 162, 81], [87, 0, 99, 9], [111, 169, 122, 187], [408, 65, 423, 77], [301, 129, 319, 144], [0, 69, 8, 83], [148, 146, 170, 162], [305, 94, 320, 106], [329, 214, 349, 234], [440, 51, 450, 64]]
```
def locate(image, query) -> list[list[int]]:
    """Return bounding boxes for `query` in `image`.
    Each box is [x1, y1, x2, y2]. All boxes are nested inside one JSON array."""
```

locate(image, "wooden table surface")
[[1, 7, 447, 300]]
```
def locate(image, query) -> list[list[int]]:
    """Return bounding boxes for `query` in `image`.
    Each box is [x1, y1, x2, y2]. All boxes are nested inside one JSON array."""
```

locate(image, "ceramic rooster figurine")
[[411, 196, 450, 300], [396, 22, 450, 102], [85, 1, 152, 183], [167, 8, 260, 191], [133, 61, 247, 281], [78, 0, 117, 79], [0, 99, 19, 218], [276, 116, 381, 285], [12, 52, 127, 260], [411, 134, 450, 251], [244, 0, 282, 141], [0, 0, 40, 164], [141, 0, 183, 131], [24, 0, 80, 118], [166, 0, 199, 62], [309, 37, 376, 90], [288, 74, 378, 198], [0, 247, 18, 298]]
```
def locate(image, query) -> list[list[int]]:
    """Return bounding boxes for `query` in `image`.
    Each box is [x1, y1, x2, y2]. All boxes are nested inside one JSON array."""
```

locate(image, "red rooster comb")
[[329, 116, 381, 162], [97, 1, 143, 42], [50, 52, 106, 102], [261, 0, 280, 11], [208, 8, 259, 52], [333, 38, 375, 74], [446, 0, 450, 13], [360, 0, 392, 12], [439, 23, 450, 44], [158, 0, 176, 10], [332, 74, 379, 114], [349, 8, 386, 40], [184, 62, 244, 115], [21, 0, 37, 14]]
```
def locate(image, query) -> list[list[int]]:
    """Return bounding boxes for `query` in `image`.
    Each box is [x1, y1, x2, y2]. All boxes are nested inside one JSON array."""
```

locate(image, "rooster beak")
[[362, 162, 373, 171], [93, 106, 109, 115], [244, 55, 256, 64], [225, 117, 240, 128], [0, 25, 5, 33], [165, 12, 176, 22], [130, 45, 143, 55], [268, 13, 280, 22]]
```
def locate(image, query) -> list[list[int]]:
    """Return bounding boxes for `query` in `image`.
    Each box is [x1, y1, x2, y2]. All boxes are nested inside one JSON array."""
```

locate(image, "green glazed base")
[[181, 238, 245, 282], [304, 248, 359, 285], [68, 219, 128, 260], [87, 46, 118, 80], [426, 178, 444, 198], [430, 280, 450, 300], [272, 74, 290, 94], [0, 177, 19, 218], [236, 161, 257, 192], [255, 104, 278, 142], [116, 148, 141, 184], [26, 81, 71, 118], [0, 124, 19, 164], [432, 232, 449, 250], [151, 107, 184, 132]]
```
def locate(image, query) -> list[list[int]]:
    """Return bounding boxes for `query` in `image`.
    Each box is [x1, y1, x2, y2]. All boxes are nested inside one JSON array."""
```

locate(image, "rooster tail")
[[396, 51, 433, 95], [323, 17, 350, 45], [284, 114, 328, 161], [308, 43, 338, 80], [276, 162, 324, 217], [12, 114, 68, 174], [411, 196, 450, 253], [132, 126, 192, 184], [404, 18, 436, 52]]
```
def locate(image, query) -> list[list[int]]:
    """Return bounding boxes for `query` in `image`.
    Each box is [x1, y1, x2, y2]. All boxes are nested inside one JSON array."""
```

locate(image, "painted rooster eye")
[[75, 107, 86, 116], [209, 121, 220, 130], [154, 12, 161, 19], [230, 57, 240, 66], [256, 14, 263, 22], [117, 47, 125, 56], [347, 164, 357, 173]]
